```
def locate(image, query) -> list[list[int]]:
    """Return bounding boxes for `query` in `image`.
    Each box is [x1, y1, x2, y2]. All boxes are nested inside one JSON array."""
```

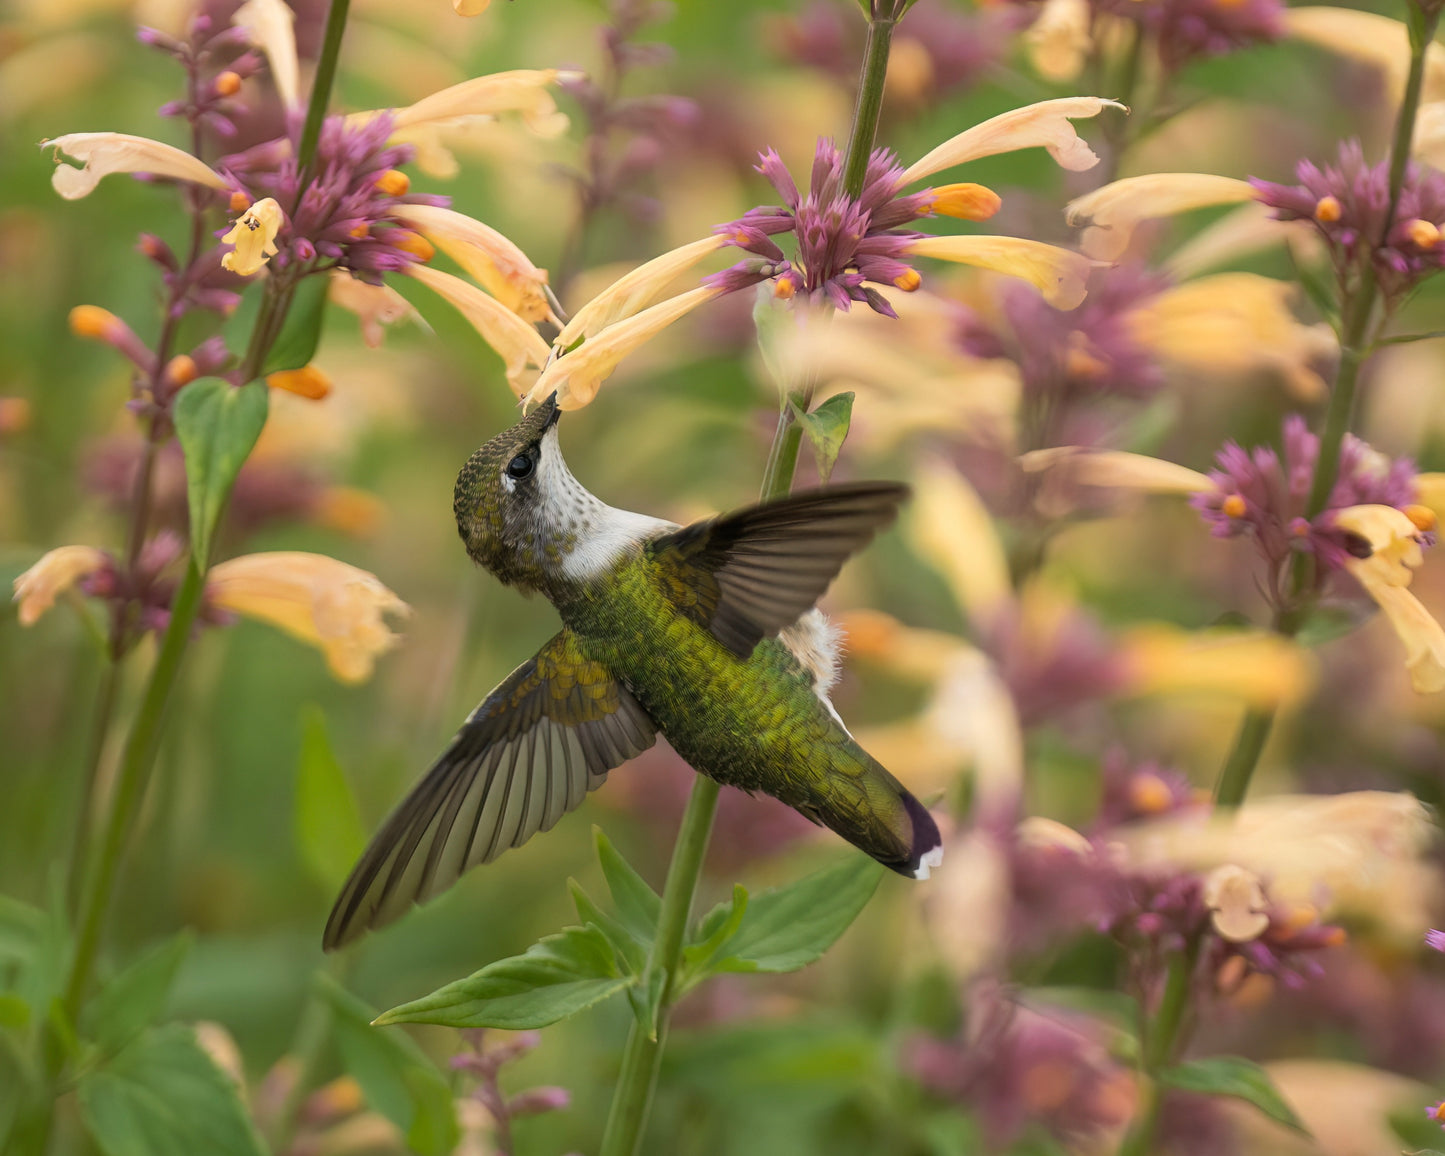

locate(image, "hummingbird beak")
[[540, 392, 561, 431]]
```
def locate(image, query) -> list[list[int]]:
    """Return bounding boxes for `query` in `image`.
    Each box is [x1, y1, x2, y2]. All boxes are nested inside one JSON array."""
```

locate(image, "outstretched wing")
[[649, 481, 909, 658], [324, 630, 656, 949]]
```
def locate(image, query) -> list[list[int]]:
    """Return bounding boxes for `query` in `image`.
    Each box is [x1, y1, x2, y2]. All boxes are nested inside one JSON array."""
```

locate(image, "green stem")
[[598, 780, 720, 1156], [1382, 6, 1440, 244], [296, 0, 352, 181], [1211, 708, 1276, 810], [1118, 945, 1199, 1156], [839, 8, 898, 199]]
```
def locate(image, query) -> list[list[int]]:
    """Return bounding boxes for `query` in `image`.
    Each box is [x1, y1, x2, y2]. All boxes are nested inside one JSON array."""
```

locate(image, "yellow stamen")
[[1407, 219, 1442, 249], [1222, 494, 1247, 518], [1406, 504, 1438, 532], [165, 355, 197, 387], [773, 278, 795, 300], [1128, 772, 1174, 815], [1313, 195, 1342, 222], [348, 222, 370, 239], [375, 169, 410, 196], [266, 366, 332, 400], [229, 190, 251, 213], [893, 269, 922, 292], [68, 304, 123, 341], [390, 230, 435, 262], [926, 182, 1003, 221], [215, 70, 242, 96]]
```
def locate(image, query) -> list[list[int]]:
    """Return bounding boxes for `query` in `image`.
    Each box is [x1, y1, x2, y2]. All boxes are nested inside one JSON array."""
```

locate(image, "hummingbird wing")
[[648, 481, 909, 658], [323, 630, 656, 949]]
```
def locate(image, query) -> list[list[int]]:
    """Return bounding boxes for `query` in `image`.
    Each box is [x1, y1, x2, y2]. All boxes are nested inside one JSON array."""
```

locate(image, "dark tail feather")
[[894, 791, 944, 879]]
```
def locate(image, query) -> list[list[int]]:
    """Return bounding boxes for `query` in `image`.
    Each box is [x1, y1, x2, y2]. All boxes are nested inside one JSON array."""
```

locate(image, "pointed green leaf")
[[376, 924, 633, 1030], [173, 377, 268, 565], [84, 933, 192, 1054], [262, 273, 329, 375], [1158, 1057, 1307, 1134], [319, 976, 459, 1156], [679, 885, 749, 991], [712, 856, 884, 975], [594, 828, 660, 942], [790, 392, 854, 483], [569, 879, 646, 974], [77, 1023, 267, 1156], [294, 705, 366, 891]]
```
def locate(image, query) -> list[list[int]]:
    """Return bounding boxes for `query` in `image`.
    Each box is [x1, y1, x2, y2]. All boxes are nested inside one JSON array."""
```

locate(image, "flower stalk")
[[595, 12, 901, 1152]]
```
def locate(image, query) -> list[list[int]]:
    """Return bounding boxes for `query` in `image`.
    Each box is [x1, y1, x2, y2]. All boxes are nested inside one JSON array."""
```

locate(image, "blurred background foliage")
[[4, 0, 1445, 1152]]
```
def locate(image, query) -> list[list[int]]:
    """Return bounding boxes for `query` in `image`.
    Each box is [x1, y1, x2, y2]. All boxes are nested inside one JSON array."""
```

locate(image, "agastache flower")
[[711, 98, 1122, 315], [1251, 140, 1445, 302]]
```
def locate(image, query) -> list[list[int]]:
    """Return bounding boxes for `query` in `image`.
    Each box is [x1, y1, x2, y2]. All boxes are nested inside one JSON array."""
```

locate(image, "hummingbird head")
[[453, 393, 589, 593]]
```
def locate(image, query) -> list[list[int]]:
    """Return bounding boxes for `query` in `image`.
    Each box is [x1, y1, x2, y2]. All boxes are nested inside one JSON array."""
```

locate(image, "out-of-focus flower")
[[219, 195, 284, 275], [230, 0, 298, 110], [713, 99, 1120, 315], [0, 397, 31, 435], [904, 996, 1135, 1151], [1024, 0, 1091, 81], [327, 272, 421, 348], [69, 304, 156, 373], [1428, 1098, 1445, 1127], [1428, 929, 1445, 952], [1203, 865, 1270, 943], [1066, 173, 1257, 261], [41, 132, 230, 200], [378, 69, 578, 142], [266, 365, 331, 399], [1251, 140, 1445, 304], [12, 545, 112, 626], [1098, 0, 1285, 73], [1283, 7, 1445, 106], [452, 1029, 572, 1156], [1094, 750, 1200, 829], [206, 552, 408, 683]]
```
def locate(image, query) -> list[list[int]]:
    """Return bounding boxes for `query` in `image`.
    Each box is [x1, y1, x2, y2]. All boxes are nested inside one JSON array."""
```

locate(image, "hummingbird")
[[324, 394, 942, 949]]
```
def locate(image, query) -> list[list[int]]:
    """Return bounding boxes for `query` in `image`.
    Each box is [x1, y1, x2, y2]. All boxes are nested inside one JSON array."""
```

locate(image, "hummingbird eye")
[[505, 453, 535, 481]]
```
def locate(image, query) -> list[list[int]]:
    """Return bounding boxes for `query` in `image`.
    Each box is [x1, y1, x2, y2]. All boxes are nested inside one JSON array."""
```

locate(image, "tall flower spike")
[[42, 133, 229, 200], [207, 552, 409, 684], [231, 0, 299, 110]]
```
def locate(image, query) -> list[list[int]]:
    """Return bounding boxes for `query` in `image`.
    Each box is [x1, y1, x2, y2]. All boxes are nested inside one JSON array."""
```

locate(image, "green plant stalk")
[[296, 0, 352, 182], [1117, 944, 1199, 1156], [596, 12, 899, 1149]]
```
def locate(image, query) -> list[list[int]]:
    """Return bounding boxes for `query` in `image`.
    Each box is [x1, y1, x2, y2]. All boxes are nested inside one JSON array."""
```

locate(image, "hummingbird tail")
[[897, 791, 945, 880], [806, 753, 944, 881]]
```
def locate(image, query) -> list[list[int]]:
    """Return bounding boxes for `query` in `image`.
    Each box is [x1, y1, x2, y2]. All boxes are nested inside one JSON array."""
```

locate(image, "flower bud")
[[1313, 195, 1342, 223], [1221, 493, 1247, 518], [1406, 219, 1442, 249], [375, 169, 410, 196], [214, 70, 242, 97], [926, 182, 1003, 222]]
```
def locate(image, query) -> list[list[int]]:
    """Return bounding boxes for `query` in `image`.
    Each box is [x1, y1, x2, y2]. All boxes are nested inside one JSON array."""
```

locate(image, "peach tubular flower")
[[527, 286, 722, 410], [1335, 504, 1445, 693], [385, 69, 578, 139], [1019, 447, 1214, 494], [905, 235, 1090, 309], [231, 0, 299, 110], [207, 552, 408, 683], [12, 545, 109, 626], [898, 97, 1126, 185], [392, 204, 554, 323], [220, 197, 284, 276], [1119, 624, 1316, 709], [1024, 0, 1092, 82], [1065, 174, 1257, 261], [557, 235, 727, 346], [328, 271, 422, 348], [909, 460, 1012, 626], [405, 264, 551, 395], [42, 133, 229, 200], [1202, 865, 1271, 943]]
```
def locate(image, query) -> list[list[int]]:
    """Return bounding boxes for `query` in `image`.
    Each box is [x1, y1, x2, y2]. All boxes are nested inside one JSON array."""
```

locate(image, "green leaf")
[[1294, 604, 1368, 648], [0, 995, 29, 1033], [84, 933, 192, 1054], [1158, 1056, 1307, 1134], [594, 828, 660, 943], [77, 1023, 267, 1156], [173, 378, 268, 566], [376, 924, 633, 1029], [790, 392, 854, 483], [679, 885, 749, 990], [0, 896, 44, 966], [262, 273, 329, 375], [294, 705, 366, 891], [711, 855, 884, 975], [569, 879, 646, 974], [319, 976, 459, 1156]]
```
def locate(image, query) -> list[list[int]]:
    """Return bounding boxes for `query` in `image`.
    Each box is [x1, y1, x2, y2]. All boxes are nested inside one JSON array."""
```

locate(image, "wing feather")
[[323, 631, 657, 949]]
